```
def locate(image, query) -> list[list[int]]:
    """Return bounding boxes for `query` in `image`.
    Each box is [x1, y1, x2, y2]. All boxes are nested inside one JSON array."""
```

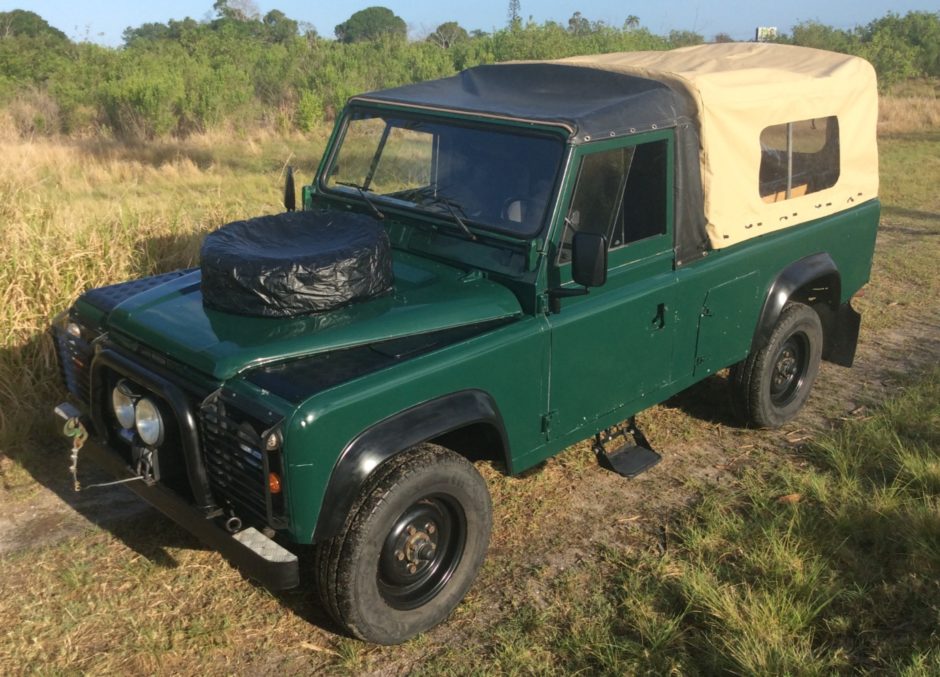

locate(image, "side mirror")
[[284, 166, 296, 212], [571, 232, 608, 288]]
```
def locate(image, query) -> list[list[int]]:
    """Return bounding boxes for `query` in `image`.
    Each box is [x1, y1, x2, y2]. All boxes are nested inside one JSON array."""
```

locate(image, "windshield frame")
[[316, 104, 569, 240]]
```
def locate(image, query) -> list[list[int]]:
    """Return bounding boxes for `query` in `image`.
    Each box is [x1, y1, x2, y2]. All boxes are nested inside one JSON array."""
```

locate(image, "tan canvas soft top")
[[545, 43, 879, 249]]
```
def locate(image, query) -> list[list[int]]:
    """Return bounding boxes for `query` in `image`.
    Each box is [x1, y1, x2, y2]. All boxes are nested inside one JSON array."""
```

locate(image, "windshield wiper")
[[336, 181, 385, 221], [430, 196, 478, 242], [401, 188, 477, 242]]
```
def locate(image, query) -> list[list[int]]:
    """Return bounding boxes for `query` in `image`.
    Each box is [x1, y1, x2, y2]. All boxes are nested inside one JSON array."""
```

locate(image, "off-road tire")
[[730, 302, 823, 428], [314, 444, 492, 644]]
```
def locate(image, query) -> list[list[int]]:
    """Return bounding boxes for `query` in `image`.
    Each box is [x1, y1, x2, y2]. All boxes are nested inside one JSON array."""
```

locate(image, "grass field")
[[0, 94, 938, 674]]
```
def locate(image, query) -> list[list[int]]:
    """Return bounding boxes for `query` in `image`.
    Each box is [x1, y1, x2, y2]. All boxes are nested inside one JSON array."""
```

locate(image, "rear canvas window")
[[759, 117, 840, 202]]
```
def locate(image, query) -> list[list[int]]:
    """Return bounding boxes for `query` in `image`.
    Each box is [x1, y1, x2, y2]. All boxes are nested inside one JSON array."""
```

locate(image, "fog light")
[[268, 472, 282, 494], [135, 397, 164, 446], [111, 381, 137, 429]]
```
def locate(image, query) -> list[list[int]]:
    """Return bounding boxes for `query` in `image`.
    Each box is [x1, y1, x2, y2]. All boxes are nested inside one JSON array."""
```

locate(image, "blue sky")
[[3, 1, 937, 45]]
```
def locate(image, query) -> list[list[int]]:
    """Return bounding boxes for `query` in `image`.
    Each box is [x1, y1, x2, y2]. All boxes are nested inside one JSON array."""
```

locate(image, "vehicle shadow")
[[663, 370, 740, 427], [0, 331, 200, 568], [2, 303, 340, 636], [271, 547, 348, 636]]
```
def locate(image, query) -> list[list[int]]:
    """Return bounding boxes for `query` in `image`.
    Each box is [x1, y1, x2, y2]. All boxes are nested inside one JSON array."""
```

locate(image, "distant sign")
[[756, 26, 778, 42]]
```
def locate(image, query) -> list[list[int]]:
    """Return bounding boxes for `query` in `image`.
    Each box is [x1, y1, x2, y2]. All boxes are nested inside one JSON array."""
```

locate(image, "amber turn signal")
[[268, 472, 282, 494]]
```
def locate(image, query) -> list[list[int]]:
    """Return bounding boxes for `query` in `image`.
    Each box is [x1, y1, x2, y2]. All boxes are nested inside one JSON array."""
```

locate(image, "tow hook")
[[56, 402, 145, 492], [63, 417, 89, 492]]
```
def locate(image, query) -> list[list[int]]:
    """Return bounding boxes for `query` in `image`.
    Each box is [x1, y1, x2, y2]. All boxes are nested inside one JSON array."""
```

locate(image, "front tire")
[[315, 444, 492, 644], [730, 302, 823, 428]]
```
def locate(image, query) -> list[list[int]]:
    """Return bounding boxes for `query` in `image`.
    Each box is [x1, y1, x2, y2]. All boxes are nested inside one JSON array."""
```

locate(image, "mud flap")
[[822, 300, 861, 367], [592, 417, 662, 478]]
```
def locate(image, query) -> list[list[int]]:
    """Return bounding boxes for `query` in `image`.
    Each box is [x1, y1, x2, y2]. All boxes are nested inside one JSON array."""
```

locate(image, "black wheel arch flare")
[[312, 389, 510, 542], [752, 252, 859, 366]]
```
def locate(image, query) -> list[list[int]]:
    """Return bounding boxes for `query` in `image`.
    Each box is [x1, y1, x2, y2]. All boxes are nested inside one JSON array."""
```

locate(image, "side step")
[[592, 417, 661, 478]]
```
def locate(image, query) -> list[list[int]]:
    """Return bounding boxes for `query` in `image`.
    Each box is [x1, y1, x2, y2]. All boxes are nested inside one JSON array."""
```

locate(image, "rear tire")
[[730, 302, 823, 428], [314, 444, 492, 644]]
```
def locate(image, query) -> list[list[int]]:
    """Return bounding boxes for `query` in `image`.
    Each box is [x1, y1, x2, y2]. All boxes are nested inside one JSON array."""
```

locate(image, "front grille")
[[54, 327, 94, 404], [199, 398, 269, 523]]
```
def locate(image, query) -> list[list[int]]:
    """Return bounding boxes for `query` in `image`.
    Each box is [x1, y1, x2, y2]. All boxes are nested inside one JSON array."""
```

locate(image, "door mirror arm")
[[548, 286, 589, 314], [548, 232, 608, 313]]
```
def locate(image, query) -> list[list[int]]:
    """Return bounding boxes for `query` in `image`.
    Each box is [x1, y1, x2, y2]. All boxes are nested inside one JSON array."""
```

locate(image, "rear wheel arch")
[[312, 389, 509, 543], [752, 253, 841, 357]]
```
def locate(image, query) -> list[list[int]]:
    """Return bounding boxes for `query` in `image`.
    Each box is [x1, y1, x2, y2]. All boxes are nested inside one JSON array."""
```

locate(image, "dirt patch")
[[0, 461, 147, 556]]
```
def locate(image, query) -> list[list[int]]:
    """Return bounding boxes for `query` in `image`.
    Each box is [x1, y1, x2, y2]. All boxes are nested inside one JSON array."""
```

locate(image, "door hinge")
[[536, 293, 550, 315], [541, 410, 557, 438]]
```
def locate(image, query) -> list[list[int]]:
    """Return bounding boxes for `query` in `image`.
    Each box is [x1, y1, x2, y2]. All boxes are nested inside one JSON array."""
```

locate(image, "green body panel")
[[278, 316, 550, 542], [670, 200, 879, 387], [692, 271, 760, 377], [105, 251, 522, 380], [545, 130, 677, 438], [506, 200, 880, 472], [547, 249, 676, 437]]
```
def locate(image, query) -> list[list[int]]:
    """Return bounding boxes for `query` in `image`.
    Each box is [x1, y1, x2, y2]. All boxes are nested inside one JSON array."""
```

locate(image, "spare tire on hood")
[[200, 209, 394, 317]]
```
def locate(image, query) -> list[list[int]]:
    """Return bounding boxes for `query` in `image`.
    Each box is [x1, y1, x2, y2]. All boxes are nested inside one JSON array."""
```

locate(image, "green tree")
[[0, 9, 68, 40], [857, 30, 918, 87], [122, 22, 171, 45], [862, 11, 940, 76], [568, 12, 591, 35], [0, 10, 72, 85], [507, 0, 522, 30], [335, 7, 407, 43], [263, 9, 298, 43], [213, 0, 260, 22], [667, 29, 704, 47], [427, 21, 468, 48], [787, 20, 857, 53]]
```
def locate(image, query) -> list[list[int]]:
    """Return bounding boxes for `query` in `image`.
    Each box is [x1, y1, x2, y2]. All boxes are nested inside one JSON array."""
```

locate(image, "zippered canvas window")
[[759, 117, 840, 203]]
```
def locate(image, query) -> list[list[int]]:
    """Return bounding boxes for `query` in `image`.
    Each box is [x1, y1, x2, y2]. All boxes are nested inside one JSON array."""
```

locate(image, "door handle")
[[652, 303, 666, 330]]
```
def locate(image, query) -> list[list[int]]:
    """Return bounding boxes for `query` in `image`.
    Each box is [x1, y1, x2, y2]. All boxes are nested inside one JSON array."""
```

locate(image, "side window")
[[759, 116, 839, 202], [559, 139, 668, 264]]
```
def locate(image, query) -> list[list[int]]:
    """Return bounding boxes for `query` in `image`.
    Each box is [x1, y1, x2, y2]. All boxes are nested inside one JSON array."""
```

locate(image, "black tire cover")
[[200, 209, 394, 317]]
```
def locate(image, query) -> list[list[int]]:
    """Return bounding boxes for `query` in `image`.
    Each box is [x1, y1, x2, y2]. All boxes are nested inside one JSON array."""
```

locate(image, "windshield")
[[322, 109, 565, 237]]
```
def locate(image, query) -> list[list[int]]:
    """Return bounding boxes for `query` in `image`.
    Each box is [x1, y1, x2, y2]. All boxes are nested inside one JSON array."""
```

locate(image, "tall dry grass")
[[879, 97, 940, 134], [878, 79, 940, 134], [0, 133, 318, 493]]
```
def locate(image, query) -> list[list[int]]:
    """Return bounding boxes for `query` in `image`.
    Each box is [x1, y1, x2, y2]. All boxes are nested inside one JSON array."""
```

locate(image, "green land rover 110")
[[52, 43, 879, 644]]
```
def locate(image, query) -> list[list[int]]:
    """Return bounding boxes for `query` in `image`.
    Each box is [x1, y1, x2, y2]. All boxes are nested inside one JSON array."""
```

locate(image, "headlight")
[[111, 382, 137, 429], [135, 397, 164, 446]]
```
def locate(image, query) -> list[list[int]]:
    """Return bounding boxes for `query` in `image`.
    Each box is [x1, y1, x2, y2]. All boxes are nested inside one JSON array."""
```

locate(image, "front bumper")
[[57, 405, 299, 590]]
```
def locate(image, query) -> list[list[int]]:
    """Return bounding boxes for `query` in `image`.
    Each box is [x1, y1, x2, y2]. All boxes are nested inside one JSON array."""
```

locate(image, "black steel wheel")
[[377, 494, 466, 610], [730, 302, 823, 428], [769, 333, 810, 407], [314, 444, 492, 645]]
